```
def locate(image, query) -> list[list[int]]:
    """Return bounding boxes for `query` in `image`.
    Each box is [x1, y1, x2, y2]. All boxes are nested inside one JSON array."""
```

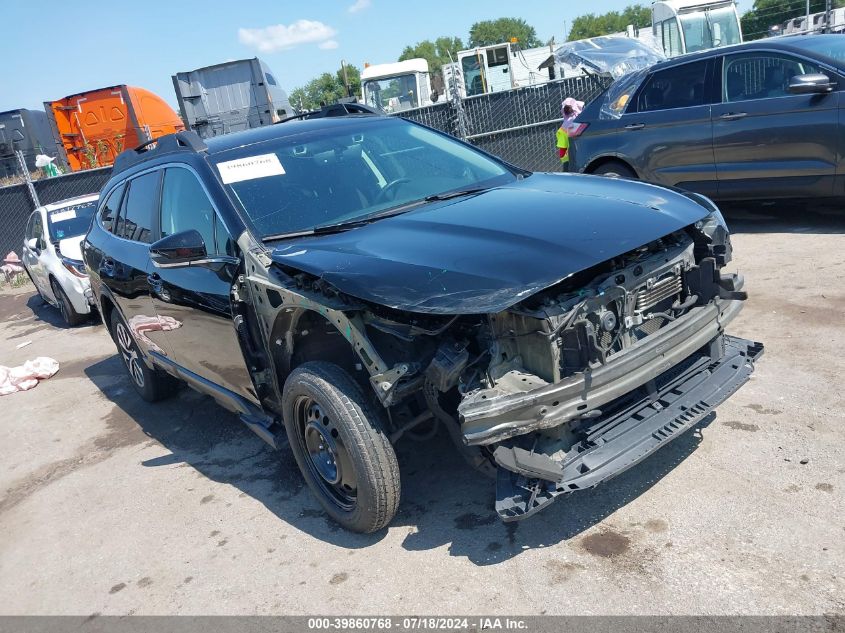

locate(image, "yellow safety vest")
[[556, 127, 570, 163]]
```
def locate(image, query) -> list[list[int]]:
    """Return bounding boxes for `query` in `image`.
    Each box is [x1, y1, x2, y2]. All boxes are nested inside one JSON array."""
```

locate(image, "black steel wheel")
[[282, 361, 400, 533]]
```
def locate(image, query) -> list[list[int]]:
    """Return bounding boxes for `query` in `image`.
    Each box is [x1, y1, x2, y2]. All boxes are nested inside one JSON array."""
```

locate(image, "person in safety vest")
[[556, 97, 584, 171]]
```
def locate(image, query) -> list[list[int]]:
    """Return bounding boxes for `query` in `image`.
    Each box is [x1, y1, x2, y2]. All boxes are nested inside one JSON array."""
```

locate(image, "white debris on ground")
[[0, 357, 59, 395]]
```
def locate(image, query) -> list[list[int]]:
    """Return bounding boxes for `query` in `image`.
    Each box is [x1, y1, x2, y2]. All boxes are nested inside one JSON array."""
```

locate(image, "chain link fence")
[[0, 156, 111, 258], [396, 73, 613, 172]]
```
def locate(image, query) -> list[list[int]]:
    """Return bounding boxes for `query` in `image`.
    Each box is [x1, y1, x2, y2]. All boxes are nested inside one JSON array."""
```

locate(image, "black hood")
[[270, 174, 710, 314]]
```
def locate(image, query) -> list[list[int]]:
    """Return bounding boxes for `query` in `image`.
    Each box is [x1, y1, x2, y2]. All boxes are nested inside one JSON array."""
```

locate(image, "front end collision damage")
[[233, 203, 762, 523]]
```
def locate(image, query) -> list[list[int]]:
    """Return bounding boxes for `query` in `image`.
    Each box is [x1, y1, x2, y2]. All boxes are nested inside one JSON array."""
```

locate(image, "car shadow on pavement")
[[3, 293, 98, 340], [722, 204, 845, 235], [85, 354, 713, 565]]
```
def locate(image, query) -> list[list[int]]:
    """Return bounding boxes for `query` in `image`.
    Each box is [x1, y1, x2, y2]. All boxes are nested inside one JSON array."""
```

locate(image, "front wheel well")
[[585, 157, 638, 178], [271, 309, 363, 384]]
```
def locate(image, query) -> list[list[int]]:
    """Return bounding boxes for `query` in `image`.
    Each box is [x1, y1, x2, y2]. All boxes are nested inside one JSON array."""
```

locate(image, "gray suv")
[[570, 35, 845, 202]]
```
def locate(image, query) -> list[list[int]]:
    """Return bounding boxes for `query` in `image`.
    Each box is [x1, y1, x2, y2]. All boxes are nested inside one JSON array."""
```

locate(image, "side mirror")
[[26, 237, 39, 251], [149, 229, 207, 268], [788, 73, 834, 95]]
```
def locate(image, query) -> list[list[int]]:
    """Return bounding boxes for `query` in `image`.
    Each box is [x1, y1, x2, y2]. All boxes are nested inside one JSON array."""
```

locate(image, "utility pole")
[[341, 60, 351, 98], [826, 0, 833, 32], [806, 0, 811, 33]]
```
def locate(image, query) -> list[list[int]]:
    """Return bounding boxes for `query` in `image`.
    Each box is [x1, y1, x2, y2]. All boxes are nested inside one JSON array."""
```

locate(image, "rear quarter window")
[[119, 172, 160, 243], [100, 183, 125, 233]]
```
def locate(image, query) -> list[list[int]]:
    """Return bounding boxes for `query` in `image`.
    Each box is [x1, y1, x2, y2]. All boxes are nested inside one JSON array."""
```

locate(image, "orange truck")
[[44, 85, 184, 171]]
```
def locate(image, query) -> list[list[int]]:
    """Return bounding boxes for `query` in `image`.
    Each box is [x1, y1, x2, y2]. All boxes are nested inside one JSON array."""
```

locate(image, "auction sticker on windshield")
[[217, 154, 286, 184], [49, 209, 77, 223]]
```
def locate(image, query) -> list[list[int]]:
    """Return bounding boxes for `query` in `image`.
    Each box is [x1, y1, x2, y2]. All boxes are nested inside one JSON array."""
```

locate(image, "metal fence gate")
[[395, 73, 613, 172]]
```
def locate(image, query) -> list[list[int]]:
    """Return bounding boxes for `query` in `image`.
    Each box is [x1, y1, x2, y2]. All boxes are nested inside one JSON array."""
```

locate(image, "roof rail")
[[112, 130, 208, 173], [276, 102, 381, 125]]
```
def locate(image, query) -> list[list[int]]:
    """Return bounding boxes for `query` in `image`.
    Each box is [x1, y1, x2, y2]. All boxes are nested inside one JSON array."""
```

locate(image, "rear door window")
[[637, 60, 710, 112], [119, 172, 160, 243], [723, 53, 823, 102]]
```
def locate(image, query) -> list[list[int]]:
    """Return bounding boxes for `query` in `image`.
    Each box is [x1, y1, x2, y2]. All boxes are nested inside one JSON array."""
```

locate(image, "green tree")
[[468, 17, 542, 48], [289, 87, 308, 112], [741, 0, 845, 40], [337, 63, 361, 98], [399, 36, 464, 74], [290, 64, 362, 112], [568, 4, 651, 41]]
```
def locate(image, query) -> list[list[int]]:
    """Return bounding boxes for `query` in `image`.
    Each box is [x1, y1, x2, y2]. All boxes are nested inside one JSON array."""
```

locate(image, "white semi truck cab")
[[361, 59, 432, 113], [652, 0, 743, 57]]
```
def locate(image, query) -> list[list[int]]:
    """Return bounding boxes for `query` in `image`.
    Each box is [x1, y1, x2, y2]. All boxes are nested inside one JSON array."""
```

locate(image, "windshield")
[[216, 118, 515, 239], [679, 6, 741, 53], [363, 74, 419, 112], [787, 36, 845, 65], [46, 200, 97, 241]]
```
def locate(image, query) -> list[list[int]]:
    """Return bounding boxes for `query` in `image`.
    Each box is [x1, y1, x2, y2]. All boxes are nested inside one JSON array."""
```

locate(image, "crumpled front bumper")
[[493, 334, 764, 521]]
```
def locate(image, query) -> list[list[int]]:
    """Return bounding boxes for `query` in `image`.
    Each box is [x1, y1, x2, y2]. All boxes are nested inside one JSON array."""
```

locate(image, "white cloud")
[[348, 0, 371, 13], [318, 39, 339, 50], [238, 19, 337, 53]]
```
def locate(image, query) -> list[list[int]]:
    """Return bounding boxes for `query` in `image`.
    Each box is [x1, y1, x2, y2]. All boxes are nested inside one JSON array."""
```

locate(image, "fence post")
[[15, 150, 40, 209], [446, 61, 469, 140]]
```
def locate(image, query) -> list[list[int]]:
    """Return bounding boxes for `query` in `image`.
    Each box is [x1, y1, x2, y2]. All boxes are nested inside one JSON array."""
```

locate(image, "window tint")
[[100, 183, 125, 233], [724, 54, 823, 103], [657, 19, 682, 57], [120, 172, 159, 243], [486, 47, 508, 67], [637, 60, 709, 112], [25, 214, 37, 240], [32, 214, 44, 240], [160, 168, 217, 254]]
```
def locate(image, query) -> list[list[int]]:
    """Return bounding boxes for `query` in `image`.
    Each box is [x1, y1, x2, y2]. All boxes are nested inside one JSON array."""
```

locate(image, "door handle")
[[624, 123, 645, 130], [720, 112, 747, 121]]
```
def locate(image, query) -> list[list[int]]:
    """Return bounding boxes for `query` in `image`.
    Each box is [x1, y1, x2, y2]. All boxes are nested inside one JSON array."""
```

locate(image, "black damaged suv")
[[83, 115, 762, 533]]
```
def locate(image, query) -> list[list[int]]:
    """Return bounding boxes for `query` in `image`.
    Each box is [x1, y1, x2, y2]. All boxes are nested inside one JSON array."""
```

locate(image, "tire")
[[50, 277, 86, 326], [282, 361, 400, 533], [109, 309, 178, 402], [592, 161, 637, 179]]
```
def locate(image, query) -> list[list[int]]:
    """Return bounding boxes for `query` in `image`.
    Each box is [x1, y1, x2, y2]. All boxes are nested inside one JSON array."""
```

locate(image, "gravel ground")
[[0, 207, 842, 616]]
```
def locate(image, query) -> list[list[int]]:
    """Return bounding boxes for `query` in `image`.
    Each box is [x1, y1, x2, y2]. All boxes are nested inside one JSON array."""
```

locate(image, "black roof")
[[649, 34, 845, 71]]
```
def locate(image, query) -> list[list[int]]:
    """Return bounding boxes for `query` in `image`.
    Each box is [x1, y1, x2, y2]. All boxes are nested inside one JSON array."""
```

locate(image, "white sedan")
[[22, 194, 99, 326]]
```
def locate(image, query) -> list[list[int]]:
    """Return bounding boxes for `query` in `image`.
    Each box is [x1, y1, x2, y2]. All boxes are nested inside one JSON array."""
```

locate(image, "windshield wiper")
[[424, 187, 487, 202], [262, 188, 489, 242]]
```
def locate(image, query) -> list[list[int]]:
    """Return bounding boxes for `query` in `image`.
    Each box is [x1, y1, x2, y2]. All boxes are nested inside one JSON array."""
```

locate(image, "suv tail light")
[[568, 123, 589, 139]]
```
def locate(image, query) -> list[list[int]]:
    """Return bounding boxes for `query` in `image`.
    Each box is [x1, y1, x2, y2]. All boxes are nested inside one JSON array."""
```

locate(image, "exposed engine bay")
[[239, 208, 762, 521]]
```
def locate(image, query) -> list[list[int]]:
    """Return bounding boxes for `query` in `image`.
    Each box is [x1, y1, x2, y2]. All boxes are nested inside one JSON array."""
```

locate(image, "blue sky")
[[1, 0, 751, 113]]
